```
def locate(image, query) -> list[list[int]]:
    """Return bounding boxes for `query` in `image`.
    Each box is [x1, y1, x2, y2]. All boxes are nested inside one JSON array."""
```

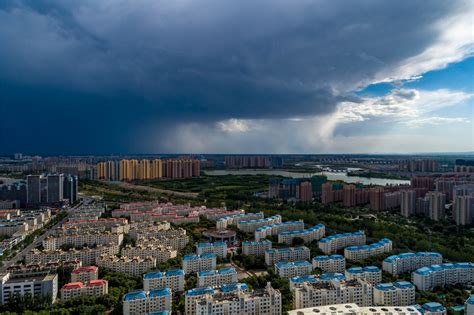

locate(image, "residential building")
[[345, 266, 382, 285], [195, 242, 227, 258], [60, 279, 108, 300], [275, 261, 313, 279], [288, 304, 423, 315], [370, 188, 385, 211], [382, 252, 443, 275], [318, 231, 366, 254], [278, 224, 325, 244], [373, 281, 416, 306], [242, 240, 272, 256], [71, 266, 99, 283], [237, 215, 282, 233], [182, 253, 217, 274], [344, 239, 392, 262], [42, 231, 124, 250], [143, 269, 185, 292], [453, 194, 473, 225], [427, 192, 446, 221], [265, 247, 311, 266], [401, 190, 417, 218], [255, 221, 305, 241], [312, 255, 346, 274], [123, 288, 172, 315], [121, 244, 177, 263], [293, 279, 373, 309], [96, 255, 156, 277], [414, 302, 447, 315], [412, 262, 474, 290], [197, 268, 238, 287], [465, 295, 474, 315], [26, 244, 120, 265]]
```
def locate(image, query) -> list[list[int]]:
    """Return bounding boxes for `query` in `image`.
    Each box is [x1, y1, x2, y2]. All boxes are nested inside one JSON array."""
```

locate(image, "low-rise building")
[[242, 240, 272, 256], [465, 295, 474, 315], [288, 304, 423, 315], [312, 255, 346, 274], [412, 262, 474, 291], [26, 243, 120, 265], [71, 266, 99, 283], [121, 244, 177, 263], [318, 232, 366, 254], [143, 269, 185, 292], [237, 215, 282, 233], [60, 279, 108, 300], [123, 288, 172, 315], [345, 266, 382, 285], [195, 242, 227, 258], [373, 281, 416, 306], [197, 268, 238, 287], [278, 224, 325, 244], [265, 247, 311, 266], [255, 221, 305, 241], [42, 231, 124, 250], [344, 239, 392, 262], [293, 279, 373, 309], [182, 253, 217, 274], [275, 261, 313, 279], [414, 302, 447, 315], [187, 282, 282, 315], [96, 255, 156, 277], [383, 252, 443, 275]]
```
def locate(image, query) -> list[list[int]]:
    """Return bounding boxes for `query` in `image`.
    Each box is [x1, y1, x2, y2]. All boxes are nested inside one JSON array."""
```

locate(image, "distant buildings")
[[97, 158, 200, 181], [264, 246, 311, 266], [400, 190, 417, 217], [224, 155, 282, 169], [398, 159, 439, 172], [426, 192, 446, 221], [25, 174, 78, 207], [344, 239, 392, 262], [453, 184, 474, 225], [277, 224, 325, 244], [268, 178, 313, 202], [318, 231, 366, 255]]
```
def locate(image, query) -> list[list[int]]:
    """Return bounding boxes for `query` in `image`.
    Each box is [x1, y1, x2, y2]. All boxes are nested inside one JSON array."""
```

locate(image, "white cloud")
[[405, 117, 471, 128], [336, 88, 472, 123], [217, 119, 257, 133]]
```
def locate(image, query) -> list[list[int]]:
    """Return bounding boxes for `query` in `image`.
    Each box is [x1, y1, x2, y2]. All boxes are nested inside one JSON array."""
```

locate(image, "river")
[[204, 169, 410, 186]]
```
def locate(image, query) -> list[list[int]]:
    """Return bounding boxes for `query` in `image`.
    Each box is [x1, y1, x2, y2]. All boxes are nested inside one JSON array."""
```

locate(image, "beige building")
[[96, 255, 156, 277], [71, 266, 99, 283], [26, 244, 120, 265], [121, 244, 177, 263], [60, 279, 108, 300]]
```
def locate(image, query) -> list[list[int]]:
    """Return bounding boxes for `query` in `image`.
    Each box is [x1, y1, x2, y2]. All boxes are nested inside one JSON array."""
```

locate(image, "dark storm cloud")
[[0, 0, 470, 153]]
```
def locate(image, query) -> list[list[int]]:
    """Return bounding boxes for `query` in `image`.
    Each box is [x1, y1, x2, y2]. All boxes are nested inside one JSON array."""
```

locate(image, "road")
[[0, 197, 92, 272]]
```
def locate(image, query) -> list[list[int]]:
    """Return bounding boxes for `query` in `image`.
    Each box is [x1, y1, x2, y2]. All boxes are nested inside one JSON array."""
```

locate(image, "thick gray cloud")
[[0, 0, 471, 153]]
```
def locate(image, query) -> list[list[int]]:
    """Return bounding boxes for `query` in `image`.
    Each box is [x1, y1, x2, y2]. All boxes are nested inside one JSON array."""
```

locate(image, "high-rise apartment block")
[[26, 174, 78, 206], [400, 190, 417, 217], [427, 192, 446, 221], [97, 158, 200, 181]]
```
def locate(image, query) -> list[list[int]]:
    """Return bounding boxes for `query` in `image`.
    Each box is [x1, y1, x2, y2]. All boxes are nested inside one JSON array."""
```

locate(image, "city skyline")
[[1, 1, 473, 155]]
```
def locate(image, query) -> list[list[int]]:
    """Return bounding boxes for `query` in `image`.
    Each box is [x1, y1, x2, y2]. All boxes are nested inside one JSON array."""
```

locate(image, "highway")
[[0, 196, 94, 272]]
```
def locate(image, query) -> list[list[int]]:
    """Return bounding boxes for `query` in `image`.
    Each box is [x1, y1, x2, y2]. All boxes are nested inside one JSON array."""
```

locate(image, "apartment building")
[[344, 239, 392, 262], [255, 221, 305, 241], [288, 304, 423, 315], [121, 244, 177, 263], [242, 240, 272, 256], [123, 288, 172, 315], [182, 253, 217, 274], [42, 231, 124, 250], [278, 224, 325, 244], [383, 252, 443, 275], [197, 268, 238, 287], [318, 231, 366, 254], [26, 244, 120, 265], [71, 266, 99, 283], [60, 279, 108, 300], [237, 215, 282, 233], [373, 281, 416, 306], [312, 255, 346, 274], [265, 247, 311, 266], [345, 266, 382, 285], [0, 272, 58, 304], [275, 261, 313, 279], [96, 255, 156, 277], [185, 286, 216, 315], [143, 269, 185, 292], [293, 279, 373, 309], [412, 262, 474, 291], [195, 242, 227, 258], [414, 302, 447, 315], [188, 282, 281, 315], [465, 295, 474, 315]]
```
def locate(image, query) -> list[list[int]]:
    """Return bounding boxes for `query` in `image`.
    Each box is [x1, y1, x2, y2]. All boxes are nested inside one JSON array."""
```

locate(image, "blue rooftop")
[[467, 295, 474, 305], [319, 231, 365, 243], [183, 253, 216, 260], [185, 287, 215, 296], [422, 302, 446, 312], [220, 283, 248, 292], [124, 291, 147, 301], [290, 275, 317, 284], [320, 273, 345, 281], [276, 260, 311, 269], [149, 312, 169, 315], [149, 288, 171, 297]]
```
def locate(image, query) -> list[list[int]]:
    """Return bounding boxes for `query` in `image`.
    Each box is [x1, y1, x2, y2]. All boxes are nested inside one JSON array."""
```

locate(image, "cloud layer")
[[0, 0, 473, 154]]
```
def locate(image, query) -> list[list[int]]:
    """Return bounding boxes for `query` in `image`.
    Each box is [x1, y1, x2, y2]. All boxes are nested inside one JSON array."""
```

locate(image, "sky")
[[0, 0, 473, 155]]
